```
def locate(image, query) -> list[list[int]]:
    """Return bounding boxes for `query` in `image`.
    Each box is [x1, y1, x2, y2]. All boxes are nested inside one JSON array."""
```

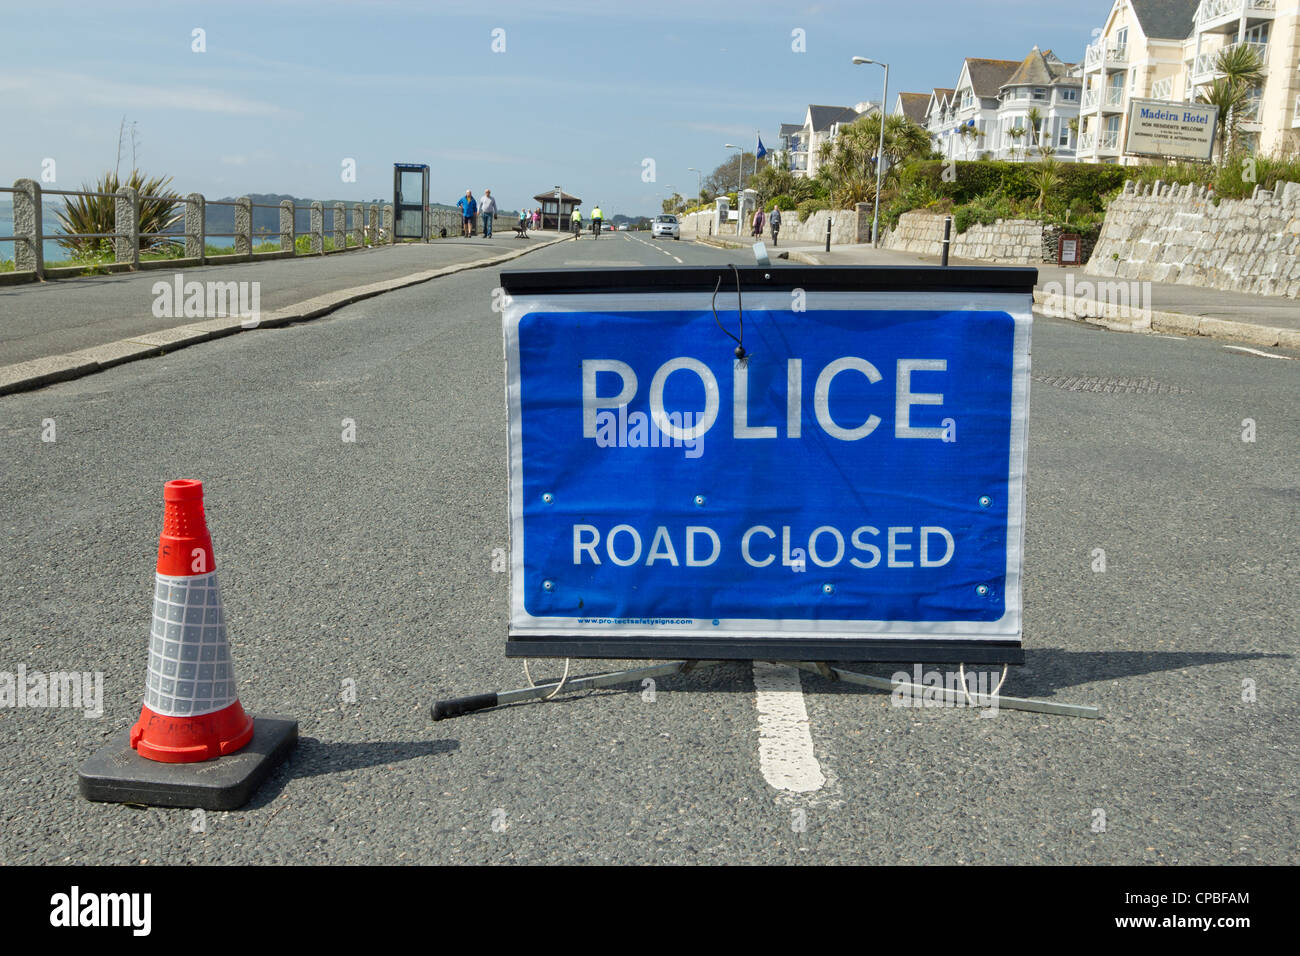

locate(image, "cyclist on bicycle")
[[591, 204, 603, 239], [571, 206, 582, 239]]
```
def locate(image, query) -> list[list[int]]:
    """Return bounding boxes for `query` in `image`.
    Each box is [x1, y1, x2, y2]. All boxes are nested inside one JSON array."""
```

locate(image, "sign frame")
[[1058, 233, 1082, 266], [500, 266, 1036, 664], [1123, 98, 1219, 162]]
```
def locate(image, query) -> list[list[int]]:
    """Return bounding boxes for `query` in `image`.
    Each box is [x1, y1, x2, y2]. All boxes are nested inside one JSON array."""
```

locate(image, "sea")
[[0, 201, 75, 262]]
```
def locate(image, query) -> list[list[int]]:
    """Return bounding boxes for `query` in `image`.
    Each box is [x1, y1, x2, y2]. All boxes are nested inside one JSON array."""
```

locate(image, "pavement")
[[0, 231, 569, 394], [0, 232, 1295, 864], [697, 233, 1300, 351]]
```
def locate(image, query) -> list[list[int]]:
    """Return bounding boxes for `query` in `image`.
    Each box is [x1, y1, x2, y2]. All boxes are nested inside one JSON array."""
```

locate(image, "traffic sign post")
[[430, 265, 1101, 720]]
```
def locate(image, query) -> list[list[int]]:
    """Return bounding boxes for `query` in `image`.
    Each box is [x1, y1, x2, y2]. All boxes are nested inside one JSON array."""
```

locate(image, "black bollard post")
[[825, 216, 831, 253], [941, 215, 952, 267]]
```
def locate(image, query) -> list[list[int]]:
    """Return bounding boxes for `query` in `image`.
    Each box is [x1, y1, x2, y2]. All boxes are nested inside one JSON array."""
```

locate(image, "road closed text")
[[572, 523, 956, 569]]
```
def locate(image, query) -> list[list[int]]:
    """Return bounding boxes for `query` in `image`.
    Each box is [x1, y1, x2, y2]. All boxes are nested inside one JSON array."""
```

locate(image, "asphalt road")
[[0, 232, 1295, 864]]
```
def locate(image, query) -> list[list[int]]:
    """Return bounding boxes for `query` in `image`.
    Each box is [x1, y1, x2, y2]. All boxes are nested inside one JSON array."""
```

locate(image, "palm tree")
[[1067, 117, 1079, 150], [1198, 77, 1251, 161], [1026, 107, 1044, 149], [1199, 44, 1265, 159], [56, 170, 182, 258], [1007, 126, 1026, 162], [1033, 157, 1060, 212]]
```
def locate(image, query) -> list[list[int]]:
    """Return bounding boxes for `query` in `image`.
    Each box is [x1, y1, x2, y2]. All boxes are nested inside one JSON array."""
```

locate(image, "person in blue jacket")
[[456, 190, 477, 237]]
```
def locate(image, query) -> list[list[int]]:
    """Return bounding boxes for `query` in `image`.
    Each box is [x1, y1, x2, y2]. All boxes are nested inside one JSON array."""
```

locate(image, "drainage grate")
[[1032, 375, 1191, 395]]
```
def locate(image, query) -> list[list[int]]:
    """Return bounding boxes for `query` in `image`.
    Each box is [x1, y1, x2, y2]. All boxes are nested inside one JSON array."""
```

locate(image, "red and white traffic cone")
[[79, 480, 296, 809], [129, 479, 254, 762]]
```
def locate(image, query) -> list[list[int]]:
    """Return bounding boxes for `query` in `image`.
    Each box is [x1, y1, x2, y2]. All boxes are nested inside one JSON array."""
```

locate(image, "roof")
[[1127, 0, 1200, 40], [533, 190, 582, 203], [807, 104, 863, 131], [1002, 46, 1080, 88], [894, 92, 930, 124], [779, 123, 803, 137], [962, 58, 1022, 97]]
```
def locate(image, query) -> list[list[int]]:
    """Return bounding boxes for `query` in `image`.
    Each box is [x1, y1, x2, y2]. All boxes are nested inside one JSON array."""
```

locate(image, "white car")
[[652, 215, 680, 240]]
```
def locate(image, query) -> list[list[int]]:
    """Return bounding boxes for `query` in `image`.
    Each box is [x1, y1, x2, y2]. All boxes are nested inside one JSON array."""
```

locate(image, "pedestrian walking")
[[480, 189, 498, 238], [456, 190, 477, 237], [751, 206, 765, 239], [769, 206, 781, 247]]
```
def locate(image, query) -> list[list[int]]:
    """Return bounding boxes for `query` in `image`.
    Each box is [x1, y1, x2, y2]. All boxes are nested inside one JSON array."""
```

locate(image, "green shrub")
[[795, 198, 829, 221], [769, 194, 797, 211]]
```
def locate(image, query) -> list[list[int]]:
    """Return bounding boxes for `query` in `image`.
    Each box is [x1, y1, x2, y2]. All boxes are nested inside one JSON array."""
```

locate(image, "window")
[[1243, 23, 1268, 44], [1059, 123, 1070, 146], [1034, 88, 1047, 100], [1060, 88, 1079, 102]]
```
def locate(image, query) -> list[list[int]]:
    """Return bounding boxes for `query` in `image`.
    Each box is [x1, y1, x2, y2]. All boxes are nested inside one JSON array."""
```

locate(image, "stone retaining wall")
[[680, 205, 869, 244], [882, 210, 1045, 264], [1087, 179, 1300, 298]]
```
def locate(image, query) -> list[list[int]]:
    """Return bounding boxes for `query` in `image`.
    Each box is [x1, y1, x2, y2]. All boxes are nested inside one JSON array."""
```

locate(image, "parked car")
[[652, 215, 680, 240]]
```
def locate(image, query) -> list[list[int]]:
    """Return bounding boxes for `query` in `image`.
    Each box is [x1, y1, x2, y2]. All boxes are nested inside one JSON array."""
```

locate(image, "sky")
[[1, 0, 1104, 217]]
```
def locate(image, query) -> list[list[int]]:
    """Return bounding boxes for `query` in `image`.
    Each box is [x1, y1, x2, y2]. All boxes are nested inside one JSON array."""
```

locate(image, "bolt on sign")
[[499, 266, 1035, 663]]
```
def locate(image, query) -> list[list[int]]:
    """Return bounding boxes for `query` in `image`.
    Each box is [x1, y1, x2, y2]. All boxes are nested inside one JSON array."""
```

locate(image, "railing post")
[[367, 205, 379, 246], [13, 178, 43, 278], [235, 196, 252, 257], [279, 199, 295, 255], [115, 186, 139, 269], [351, 203, 363, 248], [332, 202, 345, 251], [185, 192, 205, 263], [310, 201, 324, 254], [383, 204, 394, 244]]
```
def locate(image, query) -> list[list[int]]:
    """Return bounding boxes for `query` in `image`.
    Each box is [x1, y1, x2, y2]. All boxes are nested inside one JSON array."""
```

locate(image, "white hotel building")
[[1077, 0, 1300, 163]]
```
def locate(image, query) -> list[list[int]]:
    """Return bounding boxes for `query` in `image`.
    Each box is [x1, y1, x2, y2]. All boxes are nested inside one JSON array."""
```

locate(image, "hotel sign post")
[[1124, 99, 1219, 162]]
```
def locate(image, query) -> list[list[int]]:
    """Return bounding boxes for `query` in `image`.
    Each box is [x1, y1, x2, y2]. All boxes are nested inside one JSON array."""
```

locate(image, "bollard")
[[941, 215, 952, 267], [825, 215, 831, 253]]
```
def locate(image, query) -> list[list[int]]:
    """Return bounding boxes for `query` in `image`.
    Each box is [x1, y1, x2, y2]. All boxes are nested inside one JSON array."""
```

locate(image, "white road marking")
[[752, 661, 825, 793], [1223, 345, 1296, 360]]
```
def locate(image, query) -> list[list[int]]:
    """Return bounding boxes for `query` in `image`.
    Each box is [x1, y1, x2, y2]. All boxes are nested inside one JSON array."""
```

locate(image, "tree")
[[1007, 126, 1026, 162], [1026, 107, 1044, 149], [1199, 44, 1265, 159], [703, 153, 756, 196], [812, 114, 932, 208]]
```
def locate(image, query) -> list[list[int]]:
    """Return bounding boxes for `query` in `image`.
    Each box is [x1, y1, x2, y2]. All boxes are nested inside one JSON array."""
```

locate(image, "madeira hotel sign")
[[1124, 98, 1219, 162]]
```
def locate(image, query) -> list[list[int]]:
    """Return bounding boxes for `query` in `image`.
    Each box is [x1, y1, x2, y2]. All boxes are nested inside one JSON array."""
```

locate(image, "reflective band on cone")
[[129, 480, 254, 763]]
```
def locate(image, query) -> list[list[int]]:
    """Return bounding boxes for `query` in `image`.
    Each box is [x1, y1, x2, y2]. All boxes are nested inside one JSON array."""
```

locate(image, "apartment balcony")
[[1084, 41, 1129, 71], [1083, 86, 1127, 112], [1196, 0, 1276, 34], [1078, 129, 1121, 154], [1191, 41, 1269, 85]]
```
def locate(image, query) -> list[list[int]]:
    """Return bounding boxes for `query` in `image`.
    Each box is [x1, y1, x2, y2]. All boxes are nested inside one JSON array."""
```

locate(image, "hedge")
[[898, 160, 1129, 208]]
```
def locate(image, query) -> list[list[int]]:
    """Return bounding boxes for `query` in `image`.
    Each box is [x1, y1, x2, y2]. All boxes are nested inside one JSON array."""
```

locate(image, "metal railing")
[[1085, 41, 1128, 70], [1151, 76, 1175, 100], [1192, 41, 1269, 82], [2, 179, 400, 280], [1197, 0, 1275, 30]]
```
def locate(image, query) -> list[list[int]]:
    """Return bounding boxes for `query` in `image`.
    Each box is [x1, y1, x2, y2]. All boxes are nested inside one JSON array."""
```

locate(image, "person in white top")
[[480, 189, 498, 238]]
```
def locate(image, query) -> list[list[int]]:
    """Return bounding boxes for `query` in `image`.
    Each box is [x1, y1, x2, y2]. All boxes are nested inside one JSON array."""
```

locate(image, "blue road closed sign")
[[501, 266, 1035, 663]]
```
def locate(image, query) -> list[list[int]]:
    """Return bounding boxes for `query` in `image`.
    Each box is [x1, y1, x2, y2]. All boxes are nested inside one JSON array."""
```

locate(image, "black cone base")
[[78, 715, 297, 810]]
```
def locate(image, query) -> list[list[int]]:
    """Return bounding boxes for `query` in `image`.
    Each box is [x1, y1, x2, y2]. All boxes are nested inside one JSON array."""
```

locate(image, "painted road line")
[[752, 661, 825, 793], [1223, 345, 1296, 361]]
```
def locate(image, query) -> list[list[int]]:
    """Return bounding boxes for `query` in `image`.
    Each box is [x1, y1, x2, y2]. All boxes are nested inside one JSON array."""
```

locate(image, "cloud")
[[0, 71, 291, 116]]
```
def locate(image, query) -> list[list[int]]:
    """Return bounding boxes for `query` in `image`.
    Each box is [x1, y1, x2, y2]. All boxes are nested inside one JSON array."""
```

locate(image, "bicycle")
[[591, 219, 602, 240]]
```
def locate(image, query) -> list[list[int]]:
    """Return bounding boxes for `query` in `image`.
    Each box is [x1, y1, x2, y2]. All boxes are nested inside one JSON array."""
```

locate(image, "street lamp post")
[[687, 167, 702, 212], [723, 144, 743, 196], [852, 57, 889, 247], [554, 185, 561, 232]]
